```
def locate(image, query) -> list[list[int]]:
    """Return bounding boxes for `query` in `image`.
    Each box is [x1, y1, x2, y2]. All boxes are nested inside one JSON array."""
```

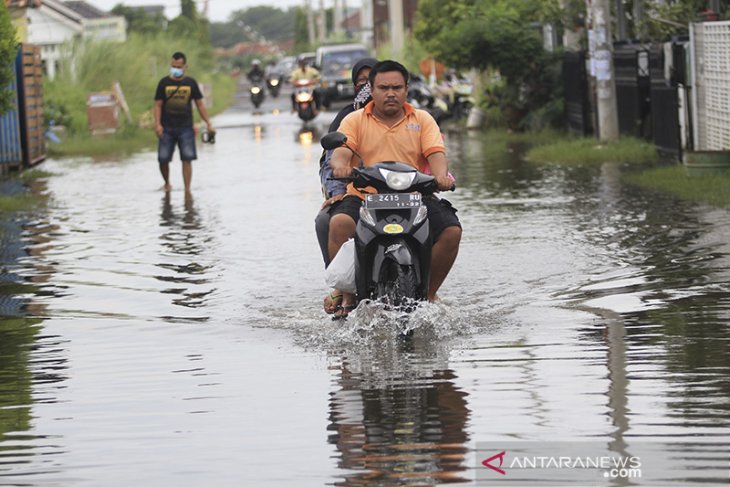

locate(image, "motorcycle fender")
[[383, 240, 413, 266]]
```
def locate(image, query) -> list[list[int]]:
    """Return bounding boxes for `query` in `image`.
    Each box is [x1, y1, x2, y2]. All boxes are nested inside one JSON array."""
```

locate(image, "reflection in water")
[[157, 193, 215, 310], [328, 336, 470, 485], [296, 125, 321, 146]]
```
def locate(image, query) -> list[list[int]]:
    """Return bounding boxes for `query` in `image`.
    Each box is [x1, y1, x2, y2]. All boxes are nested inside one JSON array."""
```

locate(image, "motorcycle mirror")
[[321, 132, 347, 150]]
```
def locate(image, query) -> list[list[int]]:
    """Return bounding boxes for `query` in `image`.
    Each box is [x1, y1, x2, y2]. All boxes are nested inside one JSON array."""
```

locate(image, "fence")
[[691, 21, 730, 150]]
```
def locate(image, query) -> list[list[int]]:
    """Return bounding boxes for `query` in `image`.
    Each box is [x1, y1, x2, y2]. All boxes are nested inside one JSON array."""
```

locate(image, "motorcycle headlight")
[[413, 206, 428, 226], [379, 169, 416, 191], [359, 206, 376, 227], [270, 79, 279, 86], [295, 92, 310, 102], [251, 86, 261, 94]]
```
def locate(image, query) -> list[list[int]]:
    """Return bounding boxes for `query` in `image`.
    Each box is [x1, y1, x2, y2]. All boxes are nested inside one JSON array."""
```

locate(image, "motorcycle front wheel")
[[373, 262, 419, 312]]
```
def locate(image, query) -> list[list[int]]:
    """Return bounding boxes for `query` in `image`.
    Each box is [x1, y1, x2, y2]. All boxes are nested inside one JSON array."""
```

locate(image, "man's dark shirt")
[[154, 76, 203, 128]]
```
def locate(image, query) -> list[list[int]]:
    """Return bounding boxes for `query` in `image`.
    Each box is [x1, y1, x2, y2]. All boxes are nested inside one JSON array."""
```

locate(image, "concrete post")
[[588, 0, 619, 141], [388, 0, 405, 55], [305, 0, 315, 46], [334, 0, 343, 35], [318, 0, 326, 43], [361, 0, 374, 50]]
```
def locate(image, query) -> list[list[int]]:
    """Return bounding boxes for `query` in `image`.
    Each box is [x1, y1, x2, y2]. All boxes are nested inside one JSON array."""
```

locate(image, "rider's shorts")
[[158, 126, 197, 163], [331, 194, 461, 239]]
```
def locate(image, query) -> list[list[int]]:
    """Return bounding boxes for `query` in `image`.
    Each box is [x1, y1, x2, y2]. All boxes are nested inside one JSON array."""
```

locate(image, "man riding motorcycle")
[[326, 60, 461, 318], [289, 56, 321, 112]]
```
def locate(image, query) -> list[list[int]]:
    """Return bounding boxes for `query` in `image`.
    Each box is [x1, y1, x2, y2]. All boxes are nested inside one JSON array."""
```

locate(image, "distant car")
[[274, 56, 296, 77], [315, 44, 369, 108]]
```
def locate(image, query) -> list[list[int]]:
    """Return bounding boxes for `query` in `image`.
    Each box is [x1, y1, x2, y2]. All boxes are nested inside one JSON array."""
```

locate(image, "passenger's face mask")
[[353, 82, 372, 109], [170, 67, 184, 78]]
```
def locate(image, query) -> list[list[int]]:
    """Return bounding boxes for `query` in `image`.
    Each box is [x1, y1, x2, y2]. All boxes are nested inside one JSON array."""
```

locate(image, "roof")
[[63, 1, 108, 19], [4, 0, 42, 7]]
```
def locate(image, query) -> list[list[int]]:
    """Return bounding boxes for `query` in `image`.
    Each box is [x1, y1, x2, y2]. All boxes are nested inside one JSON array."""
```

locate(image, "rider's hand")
[[332, 165, 353, 179], [435, 175, 454, 191]]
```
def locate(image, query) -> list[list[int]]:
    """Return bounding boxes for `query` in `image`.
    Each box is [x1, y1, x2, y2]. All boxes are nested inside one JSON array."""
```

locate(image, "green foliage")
[[294, 7, 311, 52], [111, 5, 166, 35], [639, 0, 712, 41], [415, 0, 564, 130], [0, 4, 17, 115]]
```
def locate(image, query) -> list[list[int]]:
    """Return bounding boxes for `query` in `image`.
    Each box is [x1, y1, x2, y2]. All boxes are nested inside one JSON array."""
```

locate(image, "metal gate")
[[562, 51, 592, 135], [613, 44, 651, 139]]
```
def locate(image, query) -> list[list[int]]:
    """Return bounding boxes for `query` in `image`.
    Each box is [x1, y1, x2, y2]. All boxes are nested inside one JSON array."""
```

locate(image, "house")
[[6, 0, 126, 79]]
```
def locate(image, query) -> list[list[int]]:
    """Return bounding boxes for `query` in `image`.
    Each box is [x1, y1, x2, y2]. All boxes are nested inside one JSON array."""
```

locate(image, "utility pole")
[[305, 0, 315, 46], [361, 0, 374, 51], [334, 0, 343, 36], [317, 0, 326, 43], [587, 0, 619, 141], [388, 0, 404, 56]]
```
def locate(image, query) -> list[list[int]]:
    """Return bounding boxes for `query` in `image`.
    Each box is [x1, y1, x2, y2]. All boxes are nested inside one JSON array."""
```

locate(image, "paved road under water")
[[0, 85, 729, 486]]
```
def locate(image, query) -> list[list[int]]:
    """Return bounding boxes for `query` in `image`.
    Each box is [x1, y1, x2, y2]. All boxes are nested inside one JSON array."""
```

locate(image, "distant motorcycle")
[[293, 79, 318, 122], [407, 74, 448, 126], [266, 74, 282, 98], [250, 79, 265, 109], [449, 80, 475, 121]]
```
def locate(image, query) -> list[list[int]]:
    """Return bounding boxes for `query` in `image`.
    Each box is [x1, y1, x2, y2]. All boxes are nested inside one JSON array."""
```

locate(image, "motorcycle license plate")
[[365, 193, 422, 209]]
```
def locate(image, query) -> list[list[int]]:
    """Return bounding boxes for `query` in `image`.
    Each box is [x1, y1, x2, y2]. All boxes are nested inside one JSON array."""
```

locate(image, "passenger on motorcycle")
[[326, 60, 462, 318], [316, 57, 378, 274]]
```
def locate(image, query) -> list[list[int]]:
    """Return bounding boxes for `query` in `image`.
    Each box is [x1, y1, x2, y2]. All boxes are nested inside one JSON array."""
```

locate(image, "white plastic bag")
[[324, 238, 356, 293]]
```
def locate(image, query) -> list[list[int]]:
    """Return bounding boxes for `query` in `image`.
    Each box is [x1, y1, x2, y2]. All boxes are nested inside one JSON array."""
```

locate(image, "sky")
[[89, 0, 314, 23]]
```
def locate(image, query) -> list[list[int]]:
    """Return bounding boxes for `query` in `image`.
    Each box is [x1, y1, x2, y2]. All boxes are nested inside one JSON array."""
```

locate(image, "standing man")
[[154, 51, 214, 193]]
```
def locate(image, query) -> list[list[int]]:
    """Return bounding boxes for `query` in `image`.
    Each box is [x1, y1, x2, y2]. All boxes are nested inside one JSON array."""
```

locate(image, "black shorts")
[[330, 194, 461, 238]]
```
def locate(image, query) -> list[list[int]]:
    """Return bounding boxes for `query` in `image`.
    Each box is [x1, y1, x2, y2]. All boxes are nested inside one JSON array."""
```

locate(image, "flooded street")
[[1, 85, 729, 486]]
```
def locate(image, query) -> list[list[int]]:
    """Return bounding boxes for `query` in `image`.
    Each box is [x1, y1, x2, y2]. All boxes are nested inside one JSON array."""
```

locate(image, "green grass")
[[526, 136, 658, 165], [13, 169, 56, 181], [0, 193, 43, 213], [625, 164, 730, 207]]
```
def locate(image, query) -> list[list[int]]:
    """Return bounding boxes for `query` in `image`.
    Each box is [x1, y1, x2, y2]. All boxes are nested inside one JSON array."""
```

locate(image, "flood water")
[[1, 85, 729, 486]]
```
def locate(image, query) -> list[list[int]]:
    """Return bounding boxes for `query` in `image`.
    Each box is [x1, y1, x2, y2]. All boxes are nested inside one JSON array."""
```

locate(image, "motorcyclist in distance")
[[289, 56, 321, 112], [247, 59, 265, 83]]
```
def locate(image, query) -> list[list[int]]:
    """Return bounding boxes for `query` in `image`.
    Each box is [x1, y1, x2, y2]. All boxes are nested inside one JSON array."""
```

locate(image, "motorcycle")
[[449, 80, 475, 121], [249, 79, 265, 109], [266, 74, 282, 98], [407, 74, 449, 127], [293, 79, 318, 122], [322, 132, 448, 313]]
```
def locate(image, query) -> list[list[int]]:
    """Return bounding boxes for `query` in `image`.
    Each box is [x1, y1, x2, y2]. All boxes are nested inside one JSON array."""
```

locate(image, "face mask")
[[170, 67, 184, 78], [353, 82, 372, 109]]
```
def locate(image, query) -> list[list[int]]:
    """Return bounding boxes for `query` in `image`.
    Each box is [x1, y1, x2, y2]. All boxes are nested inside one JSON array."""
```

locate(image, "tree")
[[415, 0, 563, 129], [0, 3, 17, 115], [111, 5, 166, 35]]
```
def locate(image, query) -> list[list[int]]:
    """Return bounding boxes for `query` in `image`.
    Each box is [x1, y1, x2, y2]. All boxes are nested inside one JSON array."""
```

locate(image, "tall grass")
[[44, 33, 235, 155], [625, 164, 730, 207], [526, 136, 658, 165]]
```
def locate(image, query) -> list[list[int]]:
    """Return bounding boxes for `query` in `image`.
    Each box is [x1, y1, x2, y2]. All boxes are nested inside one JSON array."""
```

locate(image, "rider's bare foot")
[[162, 184, 172, 192]]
